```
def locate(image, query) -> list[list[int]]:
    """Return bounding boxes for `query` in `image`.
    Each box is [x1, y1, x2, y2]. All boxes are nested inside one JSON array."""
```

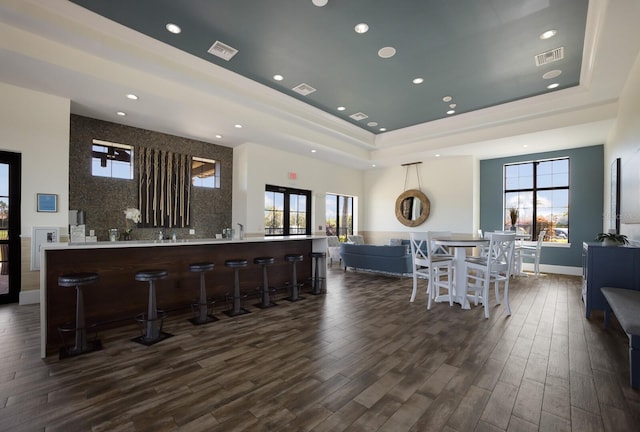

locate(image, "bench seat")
[[601, 287, 640, 389]]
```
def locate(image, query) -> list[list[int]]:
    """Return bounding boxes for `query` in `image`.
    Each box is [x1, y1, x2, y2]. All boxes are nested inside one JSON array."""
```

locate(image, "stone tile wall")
[[69, 115, 232, 241]]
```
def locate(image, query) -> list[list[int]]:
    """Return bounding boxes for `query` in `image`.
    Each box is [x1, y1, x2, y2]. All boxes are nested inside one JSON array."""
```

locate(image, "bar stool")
[[224, 259, 250, 317], [310, 251, 327, 295], [254, 257, 277, 308], [188, 262, 218, 325], [57, 272, 102, 359], [132, 269, 173, 346], [284, 254, 304, 302]]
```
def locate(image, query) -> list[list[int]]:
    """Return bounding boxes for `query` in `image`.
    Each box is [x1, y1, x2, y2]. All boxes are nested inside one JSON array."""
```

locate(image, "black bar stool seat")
[[254, 256, 277, 309], [310, 251, 327, 295], [132, 269, 173, 346], [58, 272, 102, 359], [188, 262, 218, 325], [224, 259, 250, 317], [284, 254, 304, 302]]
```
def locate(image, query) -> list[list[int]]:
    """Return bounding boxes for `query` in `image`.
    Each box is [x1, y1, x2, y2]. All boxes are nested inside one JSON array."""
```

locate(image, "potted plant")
[[509, 208, 518, 230], [595, 232, 628, 246]]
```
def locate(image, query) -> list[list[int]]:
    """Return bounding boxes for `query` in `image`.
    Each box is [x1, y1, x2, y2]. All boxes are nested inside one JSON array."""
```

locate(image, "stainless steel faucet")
[[237, 223, 244, 240]]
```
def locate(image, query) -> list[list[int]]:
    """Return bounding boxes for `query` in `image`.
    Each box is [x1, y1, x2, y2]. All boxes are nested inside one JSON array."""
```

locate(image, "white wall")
[[0, 82, 70, 295], [0, 82, 70, 235], [607, 50, 640, 243], [363, 156, 476, 237], [233, 142, 364, 237]]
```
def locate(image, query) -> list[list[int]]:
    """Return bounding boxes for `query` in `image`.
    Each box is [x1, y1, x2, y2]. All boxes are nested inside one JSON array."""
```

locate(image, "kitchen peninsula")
[[40, 236, 327, 358]]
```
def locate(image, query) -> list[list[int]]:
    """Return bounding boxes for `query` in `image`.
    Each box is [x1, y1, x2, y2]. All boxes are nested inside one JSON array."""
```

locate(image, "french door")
[[0, 151, 21, 304]]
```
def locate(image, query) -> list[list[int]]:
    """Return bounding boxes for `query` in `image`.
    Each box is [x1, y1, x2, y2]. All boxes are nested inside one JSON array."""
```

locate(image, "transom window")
[[91, 139, 133, 179], [504, 158, 569, 243], [264, 185, 311, 236], [192, 157, 220, 188]]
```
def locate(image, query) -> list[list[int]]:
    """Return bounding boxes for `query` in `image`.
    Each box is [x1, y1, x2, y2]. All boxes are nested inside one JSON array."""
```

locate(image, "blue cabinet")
[[582, 242, 640, 318]]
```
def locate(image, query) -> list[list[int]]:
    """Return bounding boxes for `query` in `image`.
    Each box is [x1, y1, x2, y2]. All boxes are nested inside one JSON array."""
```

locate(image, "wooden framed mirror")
[[395, 189, 430, 227]]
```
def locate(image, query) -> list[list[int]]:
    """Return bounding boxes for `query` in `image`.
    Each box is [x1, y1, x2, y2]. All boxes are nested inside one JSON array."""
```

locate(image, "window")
[[91, 139, 133, 179], [325, 194, 353, 241], [504, 158, 569, 243], [192, 157, 220, 188], [264, 185, 311, 236]]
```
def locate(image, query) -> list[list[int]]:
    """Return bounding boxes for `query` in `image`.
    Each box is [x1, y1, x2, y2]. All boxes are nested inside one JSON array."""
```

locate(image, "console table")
[[582, 242, 640, 318]]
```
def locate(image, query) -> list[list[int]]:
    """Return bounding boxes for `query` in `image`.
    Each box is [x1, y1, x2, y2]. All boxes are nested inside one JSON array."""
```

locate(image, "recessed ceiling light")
[[378, 47, 396, 59], [354, 23, 369, 34], [215, 134, 223, 139], [523, 144, 529, 148], [273, 74, 284, 81], [442, 96, 452, 102], [435, 154, 441, 157], [312, 0, 328, 6], [126, 93, 138, 100], [371, 164, 376, 167], [311, 149, 317, 153], [367, 121, 378, 127], [116, 111, 126, 116], [165, 23, 181, 34], [547, 83, 560, 89], [449, 103, 457, 109], [234, 124, 243, 128], [337, 106, 346, 111], [540, 29, 557, 40], [543, 69, 562, 79], [379, 128, 387, 132], [446, 110, 455, 115], [412, 78, 424, 84]]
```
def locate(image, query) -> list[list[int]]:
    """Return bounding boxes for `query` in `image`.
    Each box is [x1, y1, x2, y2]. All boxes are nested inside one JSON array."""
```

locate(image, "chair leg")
[[410, 274, 418, 302], [504, 278, 511, 316], [426, 275, 432, 310], [483, 280, 490, 319]]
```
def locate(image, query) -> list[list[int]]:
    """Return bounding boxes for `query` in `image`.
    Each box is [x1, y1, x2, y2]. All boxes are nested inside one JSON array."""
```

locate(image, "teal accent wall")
[[480, 145, 604, 268]]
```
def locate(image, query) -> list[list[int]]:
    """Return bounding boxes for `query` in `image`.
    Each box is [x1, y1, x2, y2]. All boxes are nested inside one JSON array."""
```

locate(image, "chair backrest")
[[427, 231, 452, 256], [535, 230, 547, 250], [409, 232, 429, 268], [326, 236, 340, 247], [347, 235, 365, 245], [487, 232, 516, 274]]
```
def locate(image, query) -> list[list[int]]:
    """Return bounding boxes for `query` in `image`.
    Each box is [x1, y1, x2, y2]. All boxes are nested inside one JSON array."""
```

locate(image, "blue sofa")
[[340, 243, 412, 275]]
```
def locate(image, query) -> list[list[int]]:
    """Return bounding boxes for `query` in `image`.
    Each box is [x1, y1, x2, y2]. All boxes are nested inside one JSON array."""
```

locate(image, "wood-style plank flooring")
[[1, 267, 639, 431]]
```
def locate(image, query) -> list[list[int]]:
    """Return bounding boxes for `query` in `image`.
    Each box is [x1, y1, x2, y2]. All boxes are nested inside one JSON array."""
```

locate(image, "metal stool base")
[[131, 332, 174, 346], [254, 301, 277, 309], [59, 339, 102, 359], [284, 295, 305, 302], [223, 308, 251, 317], [188, 315, 219, 325]]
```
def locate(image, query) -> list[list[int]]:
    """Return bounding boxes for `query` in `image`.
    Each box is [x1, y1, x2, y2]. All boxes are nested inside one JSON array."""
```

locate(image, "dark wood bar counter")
[[39, 236, 327, 357]]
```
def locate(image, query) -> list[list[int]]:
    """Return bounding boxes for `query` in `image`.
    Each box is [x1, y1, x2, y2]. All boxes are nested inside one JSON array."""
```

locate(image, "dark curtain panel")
[[138, 147, 191, 228]]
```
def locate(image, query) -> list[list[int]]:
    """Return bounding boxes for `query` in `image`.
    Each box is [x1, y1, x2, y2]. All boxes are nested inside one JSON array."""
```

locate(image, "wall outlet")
[[189, 229, 195, 235]]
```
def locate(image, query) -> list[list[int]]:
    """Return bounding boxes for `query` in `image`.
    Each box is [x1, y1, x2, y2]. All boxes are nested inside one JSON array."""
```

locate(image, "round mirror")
[[395, 189, 430, 227]]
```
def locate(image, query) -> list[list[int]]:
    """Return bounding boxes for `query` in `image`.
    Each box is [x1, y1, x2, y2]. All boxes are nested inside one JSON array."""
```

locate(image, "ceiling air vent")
[[350, 112, 369, 121], [535, 47, 564, 67], [207, 40, 238, 61], [292, 83, 316, 96]]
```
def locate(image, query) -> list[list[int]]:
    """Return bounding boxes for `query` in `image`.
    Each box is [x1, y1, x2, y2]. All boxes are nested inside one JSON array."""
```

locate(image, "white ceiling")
[[1, 0, 639, 169]]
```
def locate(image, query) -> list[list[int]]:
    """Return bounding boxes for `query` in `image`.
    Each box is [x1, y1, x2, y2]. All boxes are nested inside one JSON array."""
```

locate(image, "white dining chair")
[[463, 232, 516, 318], [515, 230, 546, 277], [409, 231, 454, 309]]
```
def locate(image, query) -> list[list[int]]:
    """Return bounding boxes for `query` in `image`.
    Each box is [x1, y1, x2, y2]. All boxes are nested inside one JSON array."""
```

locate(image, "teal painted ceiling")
[[69, 0, 588, 134]]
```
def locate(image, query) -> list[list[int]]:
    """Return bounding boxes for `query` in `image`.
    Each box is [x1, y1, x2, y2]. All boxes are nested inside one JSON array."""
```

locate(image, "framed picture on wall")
[[611, 158, 621, 234], [37, 193, 57, 212]]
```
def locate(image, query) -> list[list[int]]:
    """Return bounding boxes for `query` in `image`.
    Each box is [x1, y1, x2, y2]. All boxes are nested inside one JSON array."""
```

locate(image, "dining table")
[[432, 233, 489, 309]]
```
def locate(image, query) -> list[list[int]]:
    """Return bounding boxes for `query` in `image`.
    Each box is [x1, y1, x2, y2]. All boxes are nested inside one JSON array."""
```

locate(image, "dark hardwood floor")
[[1, 267, 639, 431]]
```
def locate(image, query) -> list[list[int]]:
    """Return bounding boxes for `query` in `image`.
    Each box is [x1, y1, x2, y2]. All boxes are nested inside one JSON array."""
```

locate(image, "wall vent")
[[207, 41, 238, 61], [292, 83, 316, 96], [535, 47, 564, 66], [350, 112, 369, 121]]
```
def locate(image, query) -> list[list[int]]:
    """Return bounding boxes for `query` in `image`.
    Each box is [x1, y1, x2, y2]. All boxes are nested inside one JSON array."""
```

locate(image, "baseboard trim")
[[20, 289, 40, 305], [521, 263, 582, 276]]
